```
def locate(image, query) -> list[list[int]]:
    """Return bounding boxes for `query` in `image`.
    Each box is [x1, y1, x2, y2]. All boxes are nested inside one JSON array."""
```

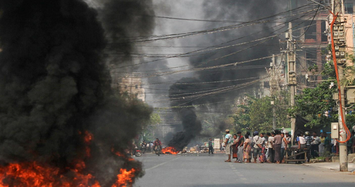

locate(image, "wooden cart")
[[285, 145, 308, 164]]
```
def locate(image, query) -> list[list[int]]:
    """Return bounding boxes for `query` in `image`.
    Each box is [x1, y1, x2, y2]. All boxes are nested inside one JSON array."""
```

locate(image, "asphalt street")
[[134, 153, 355, 187]]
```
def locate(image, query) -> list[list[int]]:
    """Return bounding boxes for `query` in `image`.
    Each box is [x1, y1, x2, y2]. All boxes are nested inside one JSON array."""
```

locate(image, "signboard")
[[213, 138, 220, 150]]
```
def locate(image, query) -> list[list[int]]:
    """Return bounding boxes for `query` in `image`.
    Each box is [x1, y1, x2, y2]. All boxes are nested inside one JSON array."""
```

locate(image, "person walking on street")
[[208, 138, 214, 155], [243, 134, 251, 163], [224, 129, 233, 162], [273, 130, 282, 164]]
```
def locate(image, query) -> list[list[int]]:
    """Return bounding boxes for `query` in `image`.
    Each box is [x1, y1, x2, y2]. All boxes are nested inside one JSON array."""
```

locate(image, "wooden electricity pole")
[[287, 22, 297, 145], [333, 0, 348, 172]]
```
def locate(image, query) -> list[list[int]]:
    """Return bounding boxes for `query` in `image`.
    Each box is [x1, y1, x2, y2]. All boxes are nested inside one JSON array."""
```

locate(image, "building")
[[118, 76, 146, 102], [324, 0, 355, 81], [286, 0, 329, 89]]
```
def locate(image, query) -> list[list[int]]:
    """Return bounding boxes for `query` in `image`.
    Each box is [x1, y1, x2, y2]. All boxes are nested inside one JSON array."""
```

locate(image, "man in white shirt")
[[267, 132, 275, 163], [311, 132, 321, 158], [253, 131, 264, 163], [223, 129, 232, 162]]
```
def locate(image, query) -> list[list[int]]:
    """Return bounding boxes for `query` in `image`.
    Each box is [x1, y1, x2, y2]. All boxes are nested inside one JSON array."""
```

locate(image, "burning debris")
[[0, 0, 154, 186], [161, 147, 179, 155]]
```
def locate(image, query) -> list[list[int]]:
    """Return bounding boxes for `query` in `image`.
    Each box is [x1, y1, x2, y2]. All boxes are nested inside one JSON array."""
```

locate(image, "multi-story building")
[[118, 76, 146, 102], [287, 0, 329, 89]]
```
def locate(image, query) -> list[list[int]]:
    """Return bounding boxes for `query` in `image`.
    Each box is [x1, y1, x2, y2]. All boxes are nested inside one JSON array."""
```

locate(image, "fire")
[[161, 147, 179, 155], [0, 162, 99, 187], [112, 168, 136, 187], [0, 132, 138, 187], [84, 131, 93, 157], [0, 162, 136, 187]]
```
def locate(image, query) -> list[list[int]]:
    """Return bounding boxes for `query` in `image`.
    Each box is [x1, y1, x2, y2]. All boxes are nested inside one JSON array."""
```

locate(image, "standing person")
[[281, 133, 288, 163], [243, 134, 251, 163], [299, 132, 306, 149], [324, 133, 331, 153], [260, 133, 267, 163], [223, 129, 233, 162], [297, 133, 306, 160], [286, 133, 292, 157], [153, 138, 162, 156], [267, 132, 275, 163], [232, 134, 239, 162], [149, 142, 154, 152], [208, 138, 214, 155], [236, 132, 244, 163], [273, 130, 282, 164], [252, 131, 264, 163], [310, 132, 320, 158], [319, 133, 326, 156]]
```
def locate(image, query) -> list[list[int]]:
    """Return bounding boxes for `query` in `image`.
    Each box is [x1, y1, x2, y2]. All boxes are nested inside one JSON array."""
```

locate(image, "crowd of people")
[[223, 129, 291, 163], [222, 129, 355, 164]]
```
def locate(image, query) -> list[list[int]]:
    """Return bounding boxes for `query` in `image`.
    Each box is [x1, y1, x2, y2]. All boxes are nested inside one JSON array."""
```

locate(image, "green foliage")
[[142, 113, 161, 142], [288, 80, 337, 127], [148, 113, 162, 126], [249, 97, 273, 132], [231, 94, 290, 134], [322, 62, 336, 78], [308, 64, 318, 74], [346, 113, 355, 129]]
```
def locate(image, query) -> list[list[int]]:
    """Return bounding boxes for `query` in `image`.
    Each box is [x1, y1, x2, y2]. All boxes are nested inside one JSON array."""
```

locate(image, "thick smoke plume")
[[168, 78, 202, 151], [0, 0, 154, 186], [168, 0, 281, 149]]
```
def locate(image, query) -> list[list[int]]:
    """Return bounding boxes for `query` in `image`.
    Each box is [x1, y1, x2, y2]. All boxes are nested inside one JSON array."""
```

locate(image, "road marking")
[[145, 157, 180, 171]]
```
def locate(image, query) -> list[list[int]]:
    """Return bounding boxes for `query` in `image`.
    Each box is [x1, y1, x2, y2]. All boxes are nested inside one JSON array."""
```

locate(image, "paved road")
[[134, 153, 355, 187]]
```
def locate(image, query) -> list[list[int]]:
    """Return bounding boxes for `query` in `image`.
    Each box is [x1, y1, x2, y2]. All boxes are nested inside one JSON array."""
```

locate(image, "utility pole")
[[333, 0, 348, 172], [270, 54, 277, 130], [287, 22, 297, 145]]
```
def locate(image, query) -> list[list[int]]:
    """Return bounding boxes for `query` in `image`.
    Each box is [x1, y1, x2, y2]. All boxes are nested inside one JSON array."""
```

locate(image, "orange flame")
[[0, 161, 137, 187], [0, 132, 138, 187], [161, 147, 179, 155], [111, 168, 136, 187], [0, 162, 100, 187], [84, 131, 93, 157]]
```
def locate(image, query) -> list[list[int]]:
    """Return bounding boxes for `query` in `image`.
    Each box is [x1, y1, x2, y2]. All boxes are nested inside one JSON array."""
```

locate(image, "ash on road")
[[135, 154, 355, 187]]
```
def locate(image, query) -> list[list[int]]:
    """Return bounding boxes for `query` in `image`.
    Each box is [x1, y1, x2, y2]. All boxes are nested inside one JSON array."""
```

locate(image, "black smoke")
[[168, 0, 282, 148], [168, 78, 202, 150], [99, 0, 155, 65], [0, 0, 154, 186]]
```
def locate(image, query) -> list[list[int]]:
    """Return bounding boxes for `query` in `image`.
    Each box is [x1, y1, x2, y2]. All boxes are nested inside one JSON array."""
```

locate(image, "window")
[[345, 3, 353, 14]]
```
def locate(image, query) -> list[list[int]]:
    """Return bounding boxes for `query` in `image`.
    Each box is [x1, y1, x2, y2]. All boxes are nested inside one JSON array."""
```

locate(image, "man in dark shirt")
[[208, 138, 214, 155]]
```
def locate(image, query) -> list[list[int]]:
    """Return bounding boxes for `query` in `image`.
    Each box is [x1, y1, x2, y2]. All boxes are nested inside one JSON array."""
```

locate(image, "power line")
[[115, 7, 322, 70], [129, 3, 316, 42], [145, 55, 280, 78]]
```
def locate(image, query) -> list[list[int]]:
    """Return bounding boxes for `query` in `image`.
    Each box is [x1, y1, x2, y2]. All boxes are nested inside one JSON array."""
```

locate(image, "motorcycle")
[[134, 146, 142, 157]]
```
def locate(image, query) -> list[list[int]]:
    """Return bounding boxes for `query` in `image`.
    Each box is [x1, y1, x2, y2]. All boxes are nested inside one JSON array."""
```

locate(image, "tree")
[[289, 63, 338, 127], [142, 113, 161, 141], [231, 94, 289, 134]]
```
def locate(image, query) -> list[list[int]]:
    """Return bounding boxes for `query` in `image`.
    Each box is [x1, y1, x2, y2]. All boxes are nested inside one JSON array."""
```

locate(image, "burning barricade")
[[0, 131, 141, 187], [161, 147, 180, 155]]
